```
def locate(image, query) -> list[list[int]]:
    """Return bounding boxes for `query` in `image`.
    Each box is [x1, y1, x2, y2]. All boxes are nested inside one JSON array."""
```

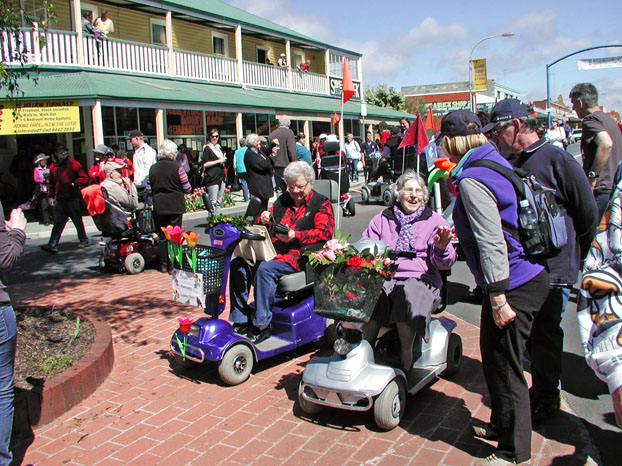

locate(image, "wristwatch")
[[587, 171, 598, 179]]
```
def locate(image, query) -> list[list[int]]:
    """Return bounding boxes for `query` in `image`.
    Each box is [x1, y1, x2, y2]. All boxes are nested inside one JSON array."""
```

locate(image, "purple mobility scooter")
[[170, 181, 339, 385]]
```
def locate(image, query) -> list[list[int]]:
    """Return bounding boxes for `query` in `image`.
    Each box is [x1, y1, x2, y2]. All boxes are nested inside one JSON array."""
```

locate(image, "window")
[[329, 52, 359, 80], [212, 32, 228, 57], [257, 47, 268, 65], [293, 52, 304, 68], [150, 18, 166, 45]]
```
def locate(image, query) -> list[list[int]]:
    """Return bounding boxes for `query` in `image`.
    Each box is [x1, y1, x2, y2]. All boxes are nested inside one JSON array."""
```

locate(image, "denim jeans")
[[229, 258, 295, 327], [48, 198, 88, 247], [349, 159, 360, 181], [528, 285, 571, 407], [0, 305, 16, 466], [238, 174, 249, 202], [206, 181, 225, 216], [594, 191, 611, 226]]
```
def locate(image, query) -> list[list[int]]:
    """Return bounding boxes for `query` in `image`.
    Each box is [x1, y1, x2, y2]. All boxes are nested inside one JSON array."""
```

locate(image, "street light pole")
[[468, 32, 514, 112]]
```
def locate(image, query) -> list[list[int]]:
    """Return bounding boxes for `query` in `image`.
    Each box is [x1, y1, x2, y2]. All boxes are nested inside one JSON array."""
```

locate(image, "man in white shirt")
[[129, 129, 156, 198], [94, 8, 114, 37], [344, 132, 363, 182]]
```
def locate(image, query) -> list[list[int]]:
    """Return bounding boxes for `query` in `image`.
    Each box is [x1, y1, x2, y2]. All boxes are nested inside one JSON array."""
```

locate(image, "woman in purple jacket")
[[362, 170, 455, 372]]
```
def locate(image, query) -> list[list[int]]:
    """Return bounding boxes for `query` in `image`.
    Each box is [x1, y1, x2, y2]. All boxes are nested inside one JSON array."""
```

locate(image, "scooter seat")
[[277, 271, 308, 295]]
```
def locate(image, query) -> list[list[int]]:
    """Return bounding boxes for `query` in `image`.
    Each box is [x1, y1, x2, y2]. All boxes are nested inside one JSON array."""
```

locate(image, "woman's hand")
[[434, 225, 452, 250], [276, 229, 296, 243], [6, 208, 26, 231], [259, 211, 271, 225]]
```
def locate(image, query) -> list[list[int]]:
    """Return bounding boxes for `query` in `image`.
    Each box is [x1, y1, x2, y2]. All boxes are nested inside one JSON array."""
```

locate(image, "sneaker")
[[41, 244, 58, 253], [476, 453, 528, 465], [248, 325, 271, 345], [472, 422, 498, 440], [77, 241, 91, 248]]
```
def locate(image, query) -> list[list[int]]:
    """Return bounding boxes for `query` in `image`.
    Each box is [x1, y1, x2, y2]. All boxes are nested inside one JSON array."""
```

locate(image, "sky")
[[224, 0, 622, 113]]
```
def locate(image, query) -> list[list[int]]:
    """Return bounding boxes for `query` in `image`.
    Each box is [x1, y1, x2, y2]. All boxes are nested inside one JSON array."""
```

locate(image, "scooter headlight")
[[334, 338, 349, 357], [188, 324, 201, 338]]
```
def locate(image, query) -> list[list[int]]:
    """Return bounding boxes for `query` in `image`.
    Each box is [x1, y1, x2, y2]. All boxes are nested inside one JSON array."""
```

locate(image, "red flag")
[[424, 107, 434, 131], [341, 58, 355, 105], [398, 114, 429, 150], [331, 111, 340, 125]]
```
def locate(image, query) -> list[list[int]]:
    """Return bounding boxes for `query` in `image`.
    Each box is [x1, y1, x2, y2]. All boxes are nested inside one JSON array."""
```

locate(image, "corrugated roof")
[[11, 71, 410, 121], [145, 0, 360, 56]]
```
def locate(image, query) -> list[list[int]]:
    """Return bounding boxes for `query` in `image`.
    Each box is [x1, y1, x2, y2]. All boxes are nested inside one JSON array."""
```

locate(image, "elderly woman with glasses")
[[362, 170, 455, 372], [229, 161, 334, 344], [201, 128, 227, 215], [441, 109, 549, 465]]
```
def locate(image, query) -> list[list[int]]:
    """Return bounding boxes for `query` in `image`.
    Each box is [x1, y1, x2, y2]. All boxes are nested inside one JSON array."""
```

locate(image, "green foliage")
[[41, 354, 73, 376], [364, 83, 405, 111], [0, 0, 55, 100], [221, 192, 235, 208], [205, 214, 249, 231], [404, 97, 430, 116]]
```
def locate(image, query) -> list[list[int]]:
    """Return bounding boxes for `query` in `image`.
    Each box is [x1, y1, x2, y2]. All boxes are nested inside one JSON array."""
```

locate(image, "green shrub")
[[41, 354, 74, 376]]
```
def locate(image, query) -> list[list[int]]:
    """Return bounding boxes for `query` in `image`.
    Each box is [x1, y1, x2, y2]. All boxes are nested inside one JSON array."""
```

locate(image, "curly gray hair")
[[390, 169, 429, 205], [157, 139, 178, 160], [245, 133, 260, 147], [283, 161, 315, 185]]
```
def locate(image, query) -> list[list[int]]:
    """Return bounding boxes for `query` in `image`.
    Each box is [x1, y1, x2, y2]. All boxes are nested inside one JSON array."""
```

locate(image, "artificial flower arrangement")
[[304, 232, 395, 322], [161, 225, 200, 271], [175, 317, 193, 360], [205, 214, 250, 232]]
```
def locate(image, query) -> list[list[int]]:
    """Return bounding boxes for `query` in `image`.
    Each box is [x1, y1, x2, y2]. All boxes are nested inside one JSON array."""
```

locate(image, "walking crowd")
[[2, 81, 622, 465]]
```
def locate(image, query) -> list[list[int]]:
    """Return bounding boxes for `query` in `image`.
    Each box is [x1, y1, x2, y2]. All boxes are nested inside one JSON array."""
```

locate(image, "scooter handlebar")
[[387, 250, 418, 259], [240, 232, 266, 241]]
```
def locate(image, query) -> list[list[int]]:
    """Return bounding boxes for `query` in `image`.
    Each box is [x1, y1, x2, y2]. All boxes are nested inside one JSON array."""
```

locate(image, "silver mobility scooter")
[[298, 239, 462, 430]]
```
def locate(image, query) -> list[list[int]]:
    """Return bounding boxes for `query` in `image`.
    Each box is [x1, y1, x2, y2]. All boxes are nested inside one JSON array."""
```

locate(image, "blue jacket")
[[515, 139, 598, 285], [234, 147, 247, 174], [452, 143, 544, 292]]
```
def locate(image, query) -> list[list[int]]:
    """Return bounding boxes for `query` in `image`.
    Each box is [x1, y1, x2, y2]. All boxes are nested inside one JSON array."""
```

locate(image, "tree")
[[364, 83, 405, 111], [0, 1, 55, 99], [403, 97, 429, 116]]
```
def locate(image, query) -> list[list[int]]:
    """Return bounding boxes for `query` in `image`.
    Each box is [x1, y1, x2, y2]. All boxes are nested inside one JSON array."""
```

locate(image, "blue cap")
[[482, 99, 529, 133], [439, 110, 482, 139]]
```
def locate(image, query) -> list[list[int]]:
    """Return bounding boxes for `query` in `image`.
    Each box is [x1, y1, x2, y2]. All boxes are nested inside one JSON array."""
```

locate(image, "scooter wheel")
[[298, 381, 324, 415], [361, 186, 370, 205], [218, 344, 254, 385], [346, 198, 356, 216], [374, 379, 406, 430], [444, 333, 462, 376], [124, 253, 145, 274], [382, 189, 392, 206]]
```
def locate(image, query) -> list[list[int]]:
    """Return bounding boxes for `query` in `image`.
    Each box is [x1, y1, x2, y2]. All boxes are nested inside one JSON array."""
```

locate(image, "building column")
[[285, 39, 292, 90], [324, 49, 330, 94], [236, 112, 243, 148], [91, 99, 104, 147], [83, 106, 94, 167], [165, 11, 174, 76], [303, 120, 310, 150], [71, 0, 84, 65], [235, 24, 243, 85], [156, 109, 165, 148], [356, 58, 363, 101]]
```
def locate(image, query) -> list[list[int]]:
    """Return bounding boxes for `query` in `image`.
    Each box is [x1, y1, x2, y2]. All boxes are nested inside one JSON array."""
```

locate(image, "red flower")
[[345, 291, 356, 299], [346, 256, 363, 267], [362, 259, 374, 267], [355, 283, 364, 288], [177, 317, 193, 333]]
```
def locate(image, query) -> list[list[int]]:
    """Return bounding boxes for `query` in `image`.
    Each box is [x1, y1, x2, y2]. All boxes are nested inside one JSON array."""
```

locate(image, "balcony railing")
[[1, 28, 343, 98]]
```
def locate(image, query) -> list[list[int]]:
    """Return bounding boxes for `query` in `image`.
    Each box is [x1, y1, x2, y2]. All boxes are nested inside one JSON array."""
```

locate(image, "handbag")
[[232, 225, 277, 266], [136, 207, 156, 234]]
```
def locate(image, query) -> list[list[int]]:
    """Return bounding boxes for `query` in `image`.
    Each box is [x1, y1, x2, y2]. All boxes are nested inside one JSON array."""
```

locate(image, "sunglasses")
[[211, 134, 219, 138]]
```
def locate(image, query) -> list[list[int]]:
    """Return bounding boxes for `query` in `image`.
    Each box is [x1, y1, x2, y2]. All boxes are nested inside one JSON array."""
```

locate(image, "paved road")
[[12, 173, 621, 464]]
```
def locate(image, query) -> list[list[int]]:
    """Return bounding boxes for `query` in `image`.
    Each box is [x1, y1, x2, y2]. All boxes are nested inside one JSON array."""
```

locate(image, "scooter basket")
[[180, 245, 226, 295], [313, 264, 385, 323]]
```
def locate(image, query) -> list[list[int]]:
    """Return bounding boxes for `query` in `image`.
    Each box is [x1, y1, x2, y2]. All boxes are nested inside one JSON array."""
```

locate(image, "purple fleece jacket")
[[362, 207, 456, 289]]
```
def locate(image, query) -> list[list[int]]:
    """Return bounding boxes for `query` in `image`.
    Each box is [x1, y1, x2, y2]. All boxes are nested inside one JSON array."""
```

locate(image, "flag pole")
[[336, 102, 344, 231]]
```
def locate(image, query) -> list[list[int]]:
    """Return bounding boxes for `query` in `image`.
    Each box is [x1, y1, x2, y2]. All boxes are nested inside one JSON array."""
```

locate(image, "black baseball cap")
[[481, 99, 530, 133], [128, 129, 143, 139], [438, 110, 482, 140]]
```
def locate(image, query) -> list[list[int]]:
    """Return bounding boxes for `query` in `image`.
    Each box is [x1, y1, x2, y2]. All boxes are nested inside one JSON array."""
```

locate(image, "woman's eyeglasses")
[[211, 134, 219, 138]]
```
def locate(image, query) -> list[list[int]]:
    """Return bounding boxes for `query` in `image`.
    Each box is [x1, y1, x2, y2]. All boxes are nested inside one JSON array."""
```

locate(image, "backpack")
[[468, 159, 568, 259], [91, 187, 130, 235]]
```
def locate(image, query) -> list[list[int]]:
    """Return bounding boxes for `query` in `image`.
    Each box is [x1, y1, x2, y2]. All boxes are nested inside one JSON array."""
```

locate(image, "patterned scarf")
[[393, 203, 426, 252]]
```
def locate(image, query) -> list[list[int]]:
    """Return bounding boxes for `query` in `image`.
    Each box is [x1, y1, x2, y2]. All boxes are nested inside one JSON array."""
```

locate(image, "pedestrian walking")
[[200, 128, 227, 215]]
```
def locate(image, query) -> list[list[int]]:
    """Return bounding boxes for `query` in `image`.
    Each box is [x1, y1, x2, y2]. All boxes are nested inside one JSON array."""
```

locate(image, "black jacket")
[[149, 158, 186, 215], [268, 126, 297, 168], [244, 147, 275, 201], [515, 138, 599, 285]]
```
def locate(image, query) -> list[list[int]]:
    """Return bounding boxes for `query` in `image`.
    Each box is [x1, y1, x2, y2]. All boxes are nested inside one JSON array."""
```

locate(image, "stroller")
[[319, 141, 355, 216], [82, 184, 158, 274]]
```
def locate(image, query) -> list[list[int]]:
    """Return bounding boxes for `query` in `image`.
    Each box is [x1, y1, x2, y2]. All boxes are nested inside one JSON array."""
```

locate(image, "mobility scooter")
[[170, 181, 339, 385], [360, 147, 418, 206], [298, 238, 462, 430]]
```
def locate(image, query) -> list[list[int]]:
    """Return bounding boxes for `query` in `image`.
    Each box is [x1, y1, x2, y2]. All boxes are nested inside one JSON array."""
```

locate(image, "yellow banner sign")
[[0, 100, 80, 135], [472, 58, 487, 91]]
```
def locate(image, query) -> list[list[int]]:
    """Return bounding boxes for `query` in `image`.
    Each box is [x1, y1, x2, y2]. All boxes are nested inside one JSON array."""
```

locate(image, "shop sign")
[[430, 100, 469, 114], [0, 100, 80, 135], [472, 58, 487, 91], [329, 78, 361, 100], [167, 109, 203, 135]]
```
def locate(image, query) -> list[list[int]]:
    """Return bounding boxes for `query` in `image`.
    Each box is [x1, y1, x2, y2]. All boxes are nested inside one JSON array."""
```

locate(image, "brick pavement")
[[10, 272, 599, 465]]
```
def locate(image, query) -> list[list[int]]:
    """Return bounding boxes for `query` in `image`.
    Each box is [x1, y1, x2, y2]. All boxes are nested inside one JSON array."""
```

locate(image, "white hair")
[[390, 169, 429, 204], [284, 161, 315, 184], [278, 115, 291, 127], [158, 139, 178, 160]]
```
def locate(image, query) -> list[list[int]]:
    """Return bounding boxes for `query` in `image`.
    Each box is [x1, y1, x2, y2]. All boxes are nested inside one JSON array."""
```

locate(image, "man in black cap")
[[485, 98, 599, 425], [94, 8, 114, 37], [129, 129, 156, 199]]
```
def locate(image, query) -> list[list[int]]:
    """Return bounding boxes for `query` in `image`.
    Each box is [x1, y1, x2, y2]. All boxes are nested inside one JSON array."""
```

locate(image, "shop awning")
[[10, 71, 411, 122]]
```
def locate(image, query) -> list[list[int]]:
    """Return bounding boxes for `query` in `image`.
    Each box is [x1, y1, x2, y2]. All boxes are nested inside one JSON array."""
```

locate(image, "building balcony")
[[1, 27, 354, 98]]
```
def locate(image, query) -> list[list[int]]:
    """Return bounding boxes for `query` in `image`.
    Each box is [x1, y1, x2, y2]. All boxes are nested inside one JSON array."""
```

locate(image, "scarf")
[[449, 147, 478, 181], [393, 203, 426, 252]]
